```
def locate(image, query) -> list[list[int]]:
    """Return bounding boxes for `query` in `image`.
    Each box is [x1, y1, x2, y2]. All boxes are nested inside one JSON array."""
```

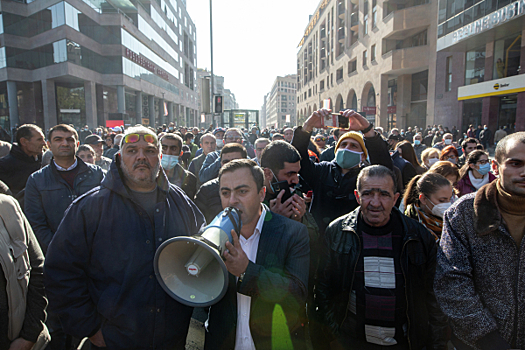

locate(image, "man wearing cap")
[[213, 128, 226, 150], [291, 109, 392, 237], [44, 125, 205, 350], [85, 134, 112, 171], [188, 133, 217, 188]]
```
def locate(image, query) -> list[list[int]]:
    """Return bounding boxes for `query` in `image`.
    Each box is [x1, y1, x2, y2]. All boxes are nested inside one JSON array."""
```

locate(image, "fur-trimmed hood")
[[473, 180, 501, 236]]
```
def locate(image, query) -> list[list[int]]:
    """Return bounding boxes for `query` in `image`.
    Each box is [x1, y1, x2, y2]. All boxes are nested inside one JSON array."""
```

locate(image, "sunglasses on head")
[[123, 133, 157, 144], [316, 137, 327, 142]]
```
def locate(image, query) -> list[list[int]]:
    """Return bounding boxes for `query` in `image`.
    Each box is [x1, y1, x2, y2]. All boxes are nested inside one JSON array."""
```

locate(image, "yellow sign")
[[142, 118, 150, 125], [494, 83, 500, 90]]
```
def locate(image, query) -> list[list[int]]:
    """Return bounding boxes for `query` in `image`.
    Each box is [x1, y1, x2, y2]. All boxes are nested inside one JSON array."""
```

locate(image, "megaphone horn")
[[154, 208, 242, 307]]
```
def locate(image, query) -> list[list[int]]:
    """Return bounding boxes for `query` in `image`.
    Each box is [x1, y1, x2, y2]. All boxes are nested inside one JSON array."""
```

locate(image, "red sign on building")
[[387, 106, 397, 114], [125, 48, 169, 81], [363, 106, 376, 114]]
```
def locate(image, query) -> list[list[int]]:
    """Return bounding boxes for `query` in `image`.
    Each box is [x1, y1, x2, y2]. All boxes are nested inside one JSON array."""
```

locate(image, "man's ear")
[[263, 168, 273, 183], [354, 190, 361, 205]]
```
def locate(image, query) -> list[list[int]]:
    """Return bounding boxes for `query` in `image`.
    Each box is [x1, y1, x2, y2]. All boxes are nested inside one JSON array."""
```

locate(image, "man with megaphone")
[[205, 159, 310, 350], [44, 126, 206, 350]]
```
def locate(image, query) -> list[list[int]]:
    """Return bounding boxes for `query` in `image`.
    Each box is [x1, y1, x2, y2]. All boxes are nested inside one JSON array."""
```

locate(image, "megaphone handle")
[[197, 236, 222, 255], [226, 209, 241, 236]]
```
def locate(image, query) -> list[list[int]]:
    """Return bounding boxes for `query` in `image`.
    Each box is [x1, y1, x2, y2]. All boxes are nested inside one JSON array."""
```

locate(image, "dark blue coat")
[[25, 158, 104, 252], [44, 158, 205, 350]]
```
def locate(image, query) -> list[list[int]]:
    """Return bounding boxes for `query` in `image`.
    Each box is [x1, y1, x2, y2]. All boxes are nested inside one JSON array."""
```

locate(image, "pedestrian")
[[44, 126, 205, 350], [493, 126, 507, 145], [204, 159, 310, 350], [316, 165, 447, 349], [403, 172, 453, 240], [396, 141, 426, 174], [457, 137, 479, 168], [0, 194, 49, 350], [421, 148, 440, 170], [188, 133, 217, 187], [439, 145, 459, 166], [456, 150, 496, 197], [435, 132, 525, 349], [76, 144, 96, 165], [252, 137, 269, 165], [160, 133, 197, 199], [84, 134, 112, 171], [0, 124, 45, 196], [412, 133, 427, 162]]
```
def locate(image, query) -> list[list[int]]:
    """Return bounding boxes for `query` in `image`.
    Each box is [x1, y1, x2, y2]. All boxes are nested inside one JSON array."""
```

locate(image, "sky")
[[186, 0, 321, 110]]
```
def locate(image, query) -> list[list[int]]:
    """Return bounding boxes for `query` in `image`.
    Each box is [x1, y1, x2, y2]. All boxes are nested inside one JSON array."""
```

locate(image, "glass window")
[[371, 44, 376, 61], [465, 46, 485, 85], [411, 70, 428, 101], [439, 0, 447, 23], [445, 56, 453, 92], [363, 50, 367, 66], [493, 34, 522, 79]]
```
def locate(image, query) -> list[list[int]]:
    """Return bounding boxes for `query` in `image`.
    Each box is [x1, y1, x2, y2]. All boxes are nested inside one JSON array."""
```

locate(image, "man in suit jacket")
[[205, 159, 310, 350]]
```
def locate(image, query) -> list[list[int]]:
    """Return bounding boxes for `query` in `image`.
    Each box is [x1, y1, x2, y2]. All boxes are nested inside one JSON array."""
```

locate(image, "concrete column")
[[167, 102, 174, 124], [135, 91, 142, 125], [158, 99, 165, 126], [41, 79, 57, 131], [379, 75, 389, 128], [516, 92, 525, 131], [7, 81, 19, 130], [484, 41, 494, 81], [117, 86, 126, 114], [396, 75, 412, 128], [482, 96, 499, 133], [148, 95, 155, 127], [84, 81, 97, 130]]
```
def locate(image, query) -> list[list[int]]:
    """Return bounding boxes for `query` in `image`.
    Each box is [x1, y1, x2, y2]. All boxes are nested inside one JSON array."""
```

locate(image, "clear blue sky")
[[187, 0, 321, 110]]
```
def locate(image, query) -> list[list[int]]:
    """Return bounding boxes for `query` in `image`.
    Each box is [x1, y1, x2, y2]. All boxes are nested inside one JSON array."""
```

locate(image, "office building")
[[265, 74, 297, 129], [0, 0, 198, 131]]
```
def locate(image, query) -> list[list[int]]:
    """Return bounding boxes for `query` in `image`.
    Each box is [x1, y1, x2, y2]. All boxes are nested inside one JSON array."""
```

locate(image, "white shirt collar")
[[54, 158, 78, 171], [254, 204, 266, 236]]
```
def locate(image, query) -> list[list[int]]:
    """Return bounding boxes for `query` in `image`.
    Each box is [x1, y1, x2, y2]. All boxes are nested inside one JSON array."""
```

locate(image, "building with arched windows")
[[296, 0, 438, 131]]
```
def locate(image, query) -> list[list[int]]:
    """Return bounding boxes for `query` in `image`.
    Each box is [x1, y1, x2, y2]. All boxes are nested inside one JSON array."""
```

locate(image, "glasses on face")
[[123, 133, 156, 144], [446, 155, 457, 160], [477, 159, 489, 165], [316, 137, 327, 142]]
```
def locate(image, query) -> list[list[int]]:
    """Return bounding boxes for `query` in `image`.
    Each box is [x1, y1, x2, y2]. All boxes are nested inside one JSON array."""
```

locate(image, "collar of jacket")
[[10, 143, 42, 163], [102, 153, 170, 199], [473, 179, 502, 236], [341, 206, 417, 242], [49, 156, 89, 176]]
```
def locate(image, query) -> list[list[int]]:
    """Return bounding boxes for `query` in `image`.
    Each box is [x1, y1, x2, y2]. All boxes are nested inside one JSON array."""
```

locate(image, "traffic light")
[[214, 95, 223, 114]]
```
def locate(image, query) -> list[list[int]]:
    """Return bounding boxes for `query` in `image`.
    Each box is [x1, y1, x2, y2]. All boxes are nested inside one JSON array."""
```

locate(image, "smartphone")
[[272, 180, 293, 203], [322, 113, 349, 129]]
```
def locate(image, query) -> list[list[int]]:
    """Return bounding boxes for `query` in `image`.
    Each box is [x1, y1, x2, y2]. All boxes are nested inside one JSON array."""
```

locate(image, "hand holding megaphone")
[[223, 229, 249, 277]]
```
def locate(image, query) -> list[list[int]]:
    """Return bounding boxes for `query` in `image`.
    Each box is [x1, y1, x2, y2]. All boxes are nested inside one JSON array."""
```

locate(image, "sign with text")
[[125, 48, 169, 81], [387, 106, 397, 114], [363, 106, 377, 114]]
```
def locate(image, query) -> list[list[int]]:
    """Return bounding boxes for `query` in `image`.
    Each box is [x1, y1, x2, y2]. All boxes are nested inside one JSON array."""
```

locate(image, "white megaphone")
[[154, 207, 242, 307]]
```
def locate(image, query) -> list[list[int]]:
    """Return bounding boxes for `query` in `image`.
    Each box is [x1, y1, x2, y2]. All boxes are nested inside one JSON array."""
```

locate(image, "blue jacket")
[[25, 158, 104, 253], [44, 157, 206, 350]]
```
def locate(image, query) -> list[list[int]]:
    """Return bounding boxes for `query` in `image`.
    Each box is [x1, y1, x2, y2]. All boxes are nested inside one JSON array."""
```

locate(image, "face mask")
[[484, 127, 488, 130], [414, 140, 421, 146], [169, 127, 174, 131], [428, 157, 439, 166], [444, 139, 452, 145], [440, 131, 444, 134], [335, 149, 362, 169], [216, 139, 224, 148], [477, 163, 491, 176], [161, 155, 179, 170], [270, 133, 274, 138], [426, 199, 451, 218], [446, 157, 457, 164]]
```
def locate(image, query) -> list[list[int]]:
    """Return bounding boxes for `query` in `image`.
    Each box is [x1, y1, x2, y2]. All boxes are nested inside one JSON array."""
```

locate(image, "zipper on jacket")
[[400, 237, 417, 350], [340, 228, 361, 329]]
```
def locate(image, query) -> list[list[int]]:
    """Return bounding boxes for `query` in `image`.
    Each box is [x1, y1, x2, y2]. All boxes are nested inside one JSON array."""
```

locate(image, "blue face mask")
[[335, 149, 362, 169], [161, 155, 179, 170], [414, 140, 421, 146], [477, 163, 491, 176]]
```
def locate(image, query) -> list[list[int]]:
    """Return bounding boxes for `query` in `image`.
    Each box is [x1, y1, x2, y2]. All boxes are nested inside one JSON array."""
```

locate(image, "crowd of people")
[[0, 110, 523, 350]]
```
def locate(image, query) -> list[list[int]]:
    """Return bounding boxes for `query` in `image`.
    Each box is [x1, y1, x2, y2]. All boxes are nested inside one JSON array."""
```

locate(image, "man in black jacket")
[[0, 124, 45, 196], [292, 108, 393, 236], [317, 165, 447, 350]]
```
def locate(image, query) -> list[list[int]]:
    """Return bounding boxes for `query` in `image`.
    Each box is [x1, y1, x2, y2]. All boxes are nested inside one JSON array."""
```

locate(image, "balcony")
[[350, 12, 359, 31], [338, 26, 345, 43], [381, 45, 429, 75], [382, 3, 431, 40]]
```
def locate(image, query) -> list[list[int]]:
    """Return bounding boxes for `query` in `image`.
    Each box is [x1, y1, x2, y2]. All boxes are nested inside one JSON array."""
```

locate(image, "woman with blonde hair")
[[420, 148, 440, 170]]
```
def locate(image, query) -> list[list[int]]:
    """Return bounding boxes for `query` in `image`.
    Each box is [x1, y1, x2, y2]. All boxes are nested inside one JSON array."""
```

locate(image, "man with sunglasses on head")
[[44, 126, 205, 350], [199, 128, 249, 184]]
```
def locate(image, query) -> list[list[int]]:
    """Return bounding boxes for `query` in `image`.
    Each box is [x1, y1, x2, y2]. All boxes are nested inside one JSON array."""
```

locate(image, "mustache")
[[133, 160, 151, 169]]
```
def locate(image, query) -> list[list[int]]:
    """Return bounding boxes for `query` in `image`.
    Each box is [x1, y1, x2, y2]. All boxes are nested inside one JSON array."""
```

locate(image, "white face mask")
[[444, 139, 452, 145], [426, 199, 451, 218], [428, 157, 439, 166], [216, 139, 224, 148], [161, 154, 179, 170]]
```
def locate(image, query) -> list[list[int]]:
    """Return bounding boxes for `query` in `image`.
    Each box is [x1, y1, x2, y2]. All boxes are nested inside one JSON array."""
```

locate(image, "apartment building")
[[0, 0, 198, 130], [297, 0, 438, 130], [264, 74, 297, 129]]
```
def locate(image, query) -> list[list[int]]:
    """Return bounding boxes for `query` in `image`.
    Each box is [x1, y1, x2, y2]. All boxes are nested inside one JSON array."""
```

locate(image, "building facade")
[[223, 89, 238, 110], [0, 0, 198, 132], [264, 74, 297, 129], [434, 0, 525, 132], [297, 0, 438, 131]]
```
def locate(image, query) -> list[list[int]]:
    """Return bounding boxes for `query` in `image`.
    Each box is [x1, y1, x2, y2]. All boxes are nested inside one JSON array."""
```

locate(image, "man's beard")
[[120, 159, 160, 188]]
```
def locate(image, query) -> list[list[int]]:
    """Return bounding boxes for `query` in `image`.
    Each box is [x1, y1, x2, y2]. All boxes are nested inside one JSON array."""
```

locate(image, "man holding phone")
[[292, 109, 393, 236]]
